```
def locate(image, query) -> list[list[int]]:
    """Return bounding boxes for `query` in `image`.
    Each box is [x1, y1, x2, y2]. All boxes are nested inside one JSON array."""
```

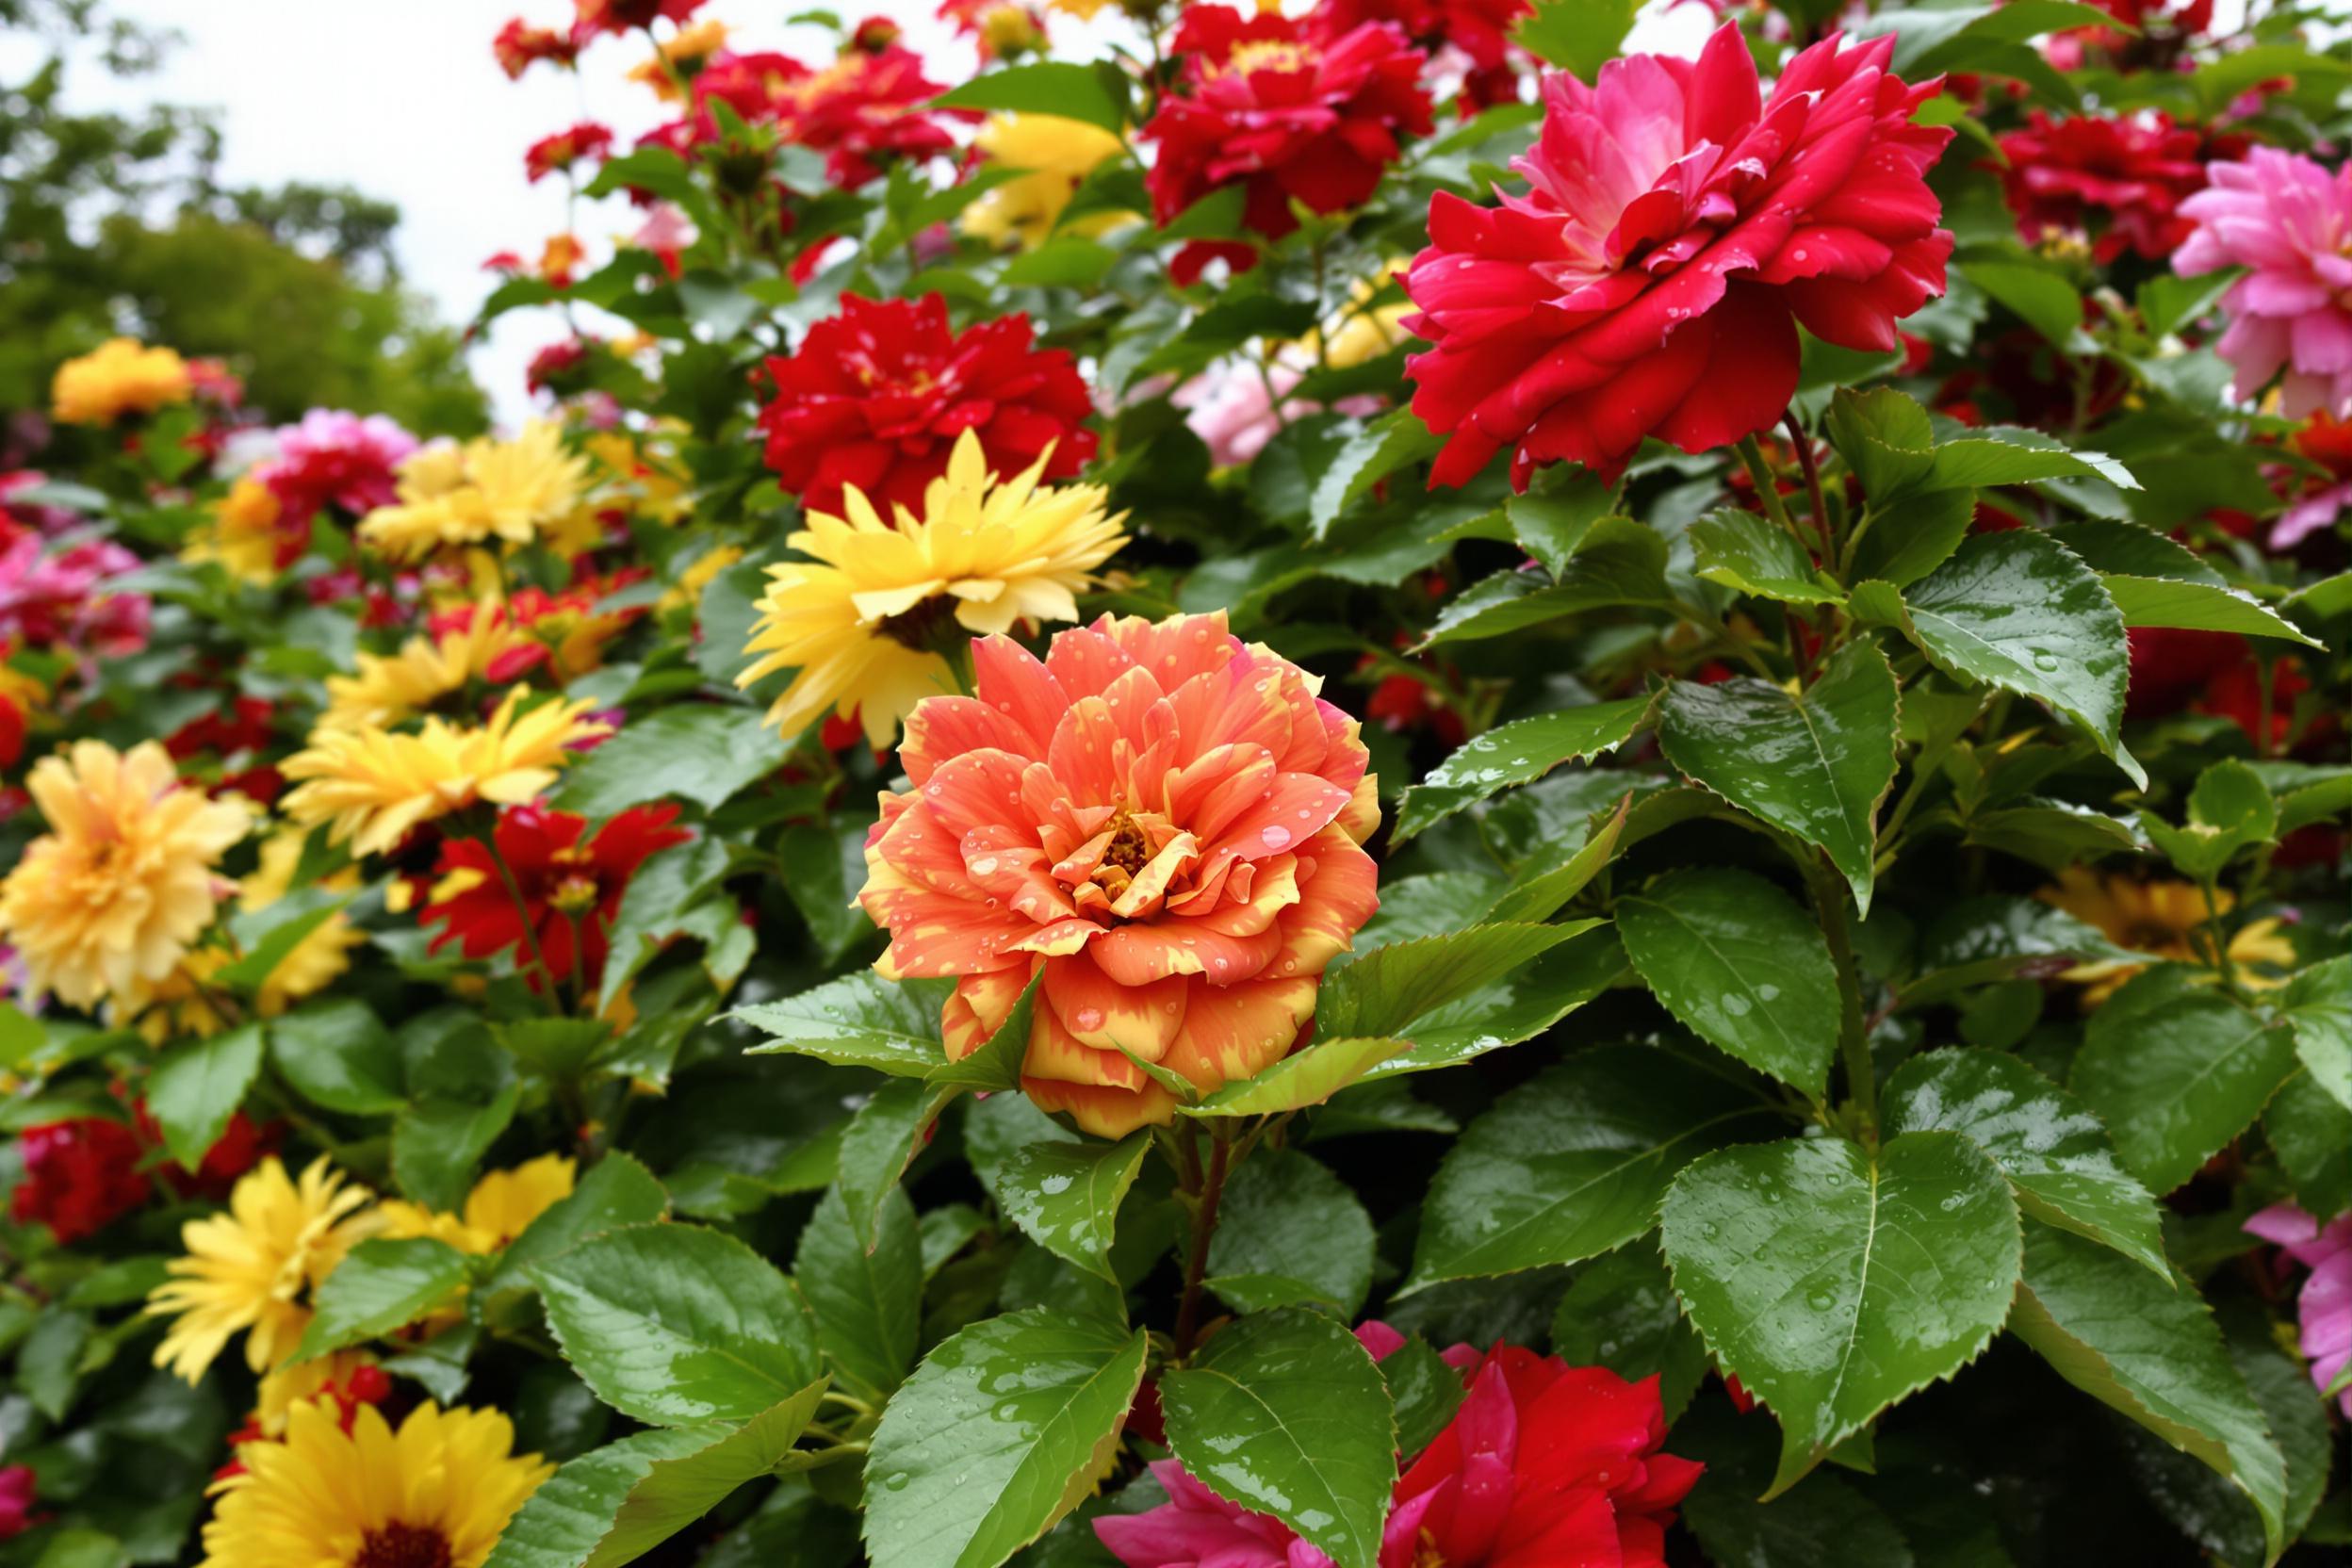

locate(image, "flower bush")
[[0, 3, 2349, 1567]]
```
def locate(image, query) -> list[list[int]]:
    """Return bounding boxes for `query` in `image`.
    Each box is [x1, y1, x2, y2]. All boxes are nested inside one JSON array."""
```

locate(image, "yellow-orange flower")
[[200, 1399, 550, 1568], [0, 741, 250, 1011], [250, 1349, 379, 1439], [962, 113, 1133, 250], [664, 543, 744, 613], [148, 1156, 375, 1384], [2039, 868, 2295, 1005], [51, 337, 192, 425], [356, 423, 590, 564], [279, 691, 611, 857], [185, 476, 286, 584], [1047, 0, 1113, 17], [319, 605, 517, 733], [738, 427, 1127, 749], [858, 612, 1381, 1137], [628, 16, 727, 98], [377, 1154, 576, 1255]]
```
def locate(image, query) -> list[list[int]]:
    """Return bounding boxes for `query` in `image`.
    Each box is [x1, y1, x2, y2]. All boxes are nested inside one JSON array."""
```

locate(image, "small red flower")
[[494, 18, 584, 78], [10, 1117, 150, 1244], [755, 294, 1097, 518], [527, 338, 596, 397], [1142, 6, 1432, 272], [1994, 110, 2212, 263], [777, 42, 961, 189], [1323, 0, 1531, 108], [525, 122, 615, 184], [0, 1466, 38, 1541], [422, 803, 692, 991]]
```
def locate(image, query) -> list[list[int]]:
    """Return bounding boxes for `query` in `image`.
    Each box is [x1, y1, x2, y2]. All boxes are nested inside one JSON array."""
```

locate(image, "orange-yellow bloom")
[[51, 337, 192, 425], [858, 612, 1380, 1136], [2039, 868, 2295, 1005], [0, 741, 250, 1011]]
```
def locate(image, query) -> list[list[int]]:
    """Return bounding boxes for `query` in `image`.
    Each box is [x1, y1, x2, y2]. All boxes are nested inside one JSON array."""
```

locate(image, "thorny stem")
[[1172, 1124, 1233, 1359]]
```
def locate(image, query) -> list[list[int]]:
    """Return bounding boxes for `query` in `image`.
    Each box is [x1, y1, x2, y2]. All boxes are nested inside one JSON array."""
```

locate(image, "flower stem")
[[480, 826, 562, 1009], [1781, 411, 1833, 555], [1172, 1123, 1233, 1360], [1794, 844, 1875, 1140], [1735, 433, 1802, 545]]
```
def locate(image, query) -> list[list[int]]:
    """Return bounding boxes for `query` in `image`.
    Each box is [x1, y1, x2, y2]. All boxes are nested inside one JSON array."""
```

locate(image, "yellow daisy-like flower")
[[628, 16, 727, 99], [148, 1156, 375, 1384], [378, 1154, 576, 1256], [200, 1399, 550, 1568], [582, 428, 691, 525], [0, 741, 251, 1011], [185, 476, 286, 584], [2038, 868, 2295, 1006], [251, 1348, 378, 1440], [961, 112, 1132, 250], [51, 337, 192, 425], [280, 691, 611, 858], [357, 423, 590, 564], [737, 427, 1128, 749], [319, 606, 517, 733]]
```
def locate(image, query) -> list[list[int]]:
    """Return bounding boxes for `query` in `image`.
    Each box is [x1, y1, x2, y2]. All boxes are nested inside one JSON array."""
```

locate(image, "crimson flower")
[[776, 42, 961, 189], [573, 0, 705, 39], [1402, 24, 1952, 488], [421, 803, 691, 991], [526, 122, 615, 184], [1995, 110, 2212, 262], [265, 409, 418, 523], [493, 18, 584, 78], [10, 1117, 150, 1244], [1324, 0, 1531, 108], [1143, 6, 1431, 278], [755, 294, 1097, 518], [0, 1467, 36, 1541]]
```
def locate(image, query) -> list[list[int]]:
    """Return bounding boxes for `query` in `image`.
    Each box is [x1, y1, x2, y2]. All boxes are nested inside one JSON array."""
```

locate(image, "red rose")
[[1995, 110, 2211, 263], [1141, 6, 1432, 272], [1323, 0, 1531, 107], [1402, 24, 1952, 488], [10, 1117, 149, 1244], [755, 294, 1097, 519]]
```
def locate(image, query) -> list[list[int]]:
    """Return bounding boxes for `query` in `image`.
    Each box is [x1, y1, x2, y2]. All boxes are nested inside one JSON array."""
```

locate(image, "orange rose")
[[858, 612, 1381, 1136]]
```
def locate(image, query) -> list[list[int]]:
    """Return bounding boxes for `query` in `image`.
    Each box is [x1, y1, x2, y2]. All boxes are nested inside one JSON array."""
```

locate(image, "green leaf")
[[1417, 521, 1670, 648], [1903, 894, 2134, 1007], [1309, 409, 1443, 540], [864, 1310, 1147, 1568], [1205, 1148, 1376, 1315], [795, 1186, 922, 1399], [1392, 695, 1653, 841], [485, 1152, 671, 1304], [17, 1309, 89, 1421], [1657, 640, 1900, 912], [2070, 985, 2296, 1196], [394, 1085, 523, 1214], [1409, 1045, 1782, 1289], [2009, 1221, 2286, 1563], [734, 972, 952, 1075], [926, 972, 1042, 1096], [933, 62, 1128, 133], [1358, 924, 1625, 1081], [2101, 575, 2321, 646], [217, 889, 351, 992], [1512, 0, 1637, 78], [294, 1237, 469, 1363], [1161, 1308, 1397, 1568], [1825, 386, 1936, 499], [2050, 518, 2225, 584], [1380, 1334, 1468, 1460], [553, 705, 792, 815], [1859, 530, 2140, 787], [1661, 1131, 2022, 1495], [837, 1077, 941, 1253], [1320, 921, 1581, 1038], [1885, 1048, 2167, 1278], [1506, 471, 1617, 576], [1690, 509, 1843, 606], [1485, 792, 1632, 924], [1549, 1239, 1709, 1421], [1929, 425, 2138, 492], [483, 1429, 711, 1568], [1180, 1035, 1416, 1117], [2279, 956, 2352, 1112], [1952, 261, 2089, 352], [534, 1223, 825, 1427], [1852, 485, 1975, 590], [997, 1133, 1151, 1282], [1617, 868, 1841, 1098], [2264, 1071, 2352, 1217], [146, 1022, 265, 1170]]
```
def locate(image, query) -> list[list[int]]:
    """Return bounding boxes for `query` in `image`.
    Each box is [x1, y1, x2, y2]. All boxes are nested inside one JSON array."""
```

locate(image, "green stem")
[[1735, 434, 1803, 547], [1795, 845, 1875, 1139], [1172, 1124, 1233, 1359], [481, 827, 563, 1009]]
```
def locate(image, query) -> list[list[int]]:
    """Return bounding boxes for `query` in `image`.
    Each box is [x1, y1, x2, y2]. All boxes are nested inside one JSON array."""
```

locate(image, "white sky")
[[7, 0, 1707, 428]]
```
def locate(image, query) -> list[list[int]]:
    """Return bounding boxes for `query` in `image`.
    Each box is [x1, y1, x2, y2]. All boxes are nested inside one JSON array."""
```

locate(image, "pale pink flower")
[[2176, 147, 2352, 418], [1173, 358, 1384, 469], [2246, 1202, 2352, 1416]]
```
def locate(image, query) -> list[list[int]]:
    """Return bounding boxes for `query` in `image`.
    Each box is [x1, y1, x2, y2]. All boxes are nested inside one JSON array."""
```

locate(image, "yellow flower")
[[2039, 868, 2295, 1006], [200, 1399, 550, 1568], [319, 606, 516, 733], [961, 113, 1131, 250], [148, 1156, 375, 1384], [280, 691, 611, 858], [663, 543, 743, 613], [981, 4, 1041, 54], [185, 477, 286, 584], [582, 428, 691, 525], [1313, 263, 1414, 370], [240, 827, 366, 1014], [252, 1348, 378, 1439], [51, 337, 192, 425], [0, 741, 250, 1011], [629, 16, 727, 99], [738, 427, 1127, 748], [378, 1154, 576, 1256], [357, 423, 590, 564], [1047, 0, 1113, 17]]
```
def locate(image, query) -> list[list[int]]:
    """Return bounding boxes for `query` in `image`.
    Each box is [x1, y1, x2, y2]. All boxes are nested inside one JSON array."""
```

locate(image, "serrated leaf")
[[2279, 956, 2352, 1112], [1660, 1131, 2022, 1495], [1506, 470, 1617, 576], [864, 1310, 1147, 1568], [1417, 522, 1670, 649], [1181, 1035, 1415, 1117], [1319, 921, 1581, 1040], [1359, 923, 1624, 1081], [1393, 696, 1653, 841], [1658, 640, 1899, 912], [146, 1023, 265, 1170], [997, 1133, 1151, 1282], [837, 1077, 941, 1253], [2009, 1221, 2286, 1563], [1160, 1308, 1397, 1568], [1484, 793, 1632, 924], [1885, 1048, 2167, 1278], [2070, 983, 2296, 1196], [534, 1224, 825, 1427], [294, 1237, 469, 1363], [796, 1186, 922, 1400], [1205, 1148, 1376, 1315], [1690, 509, 1842, 605], [483, 1429, 708, 1568], [554, 704, 792, 815], [734, 972, 953, 1074], [1309, 408, 1443, 539], [485, 1152, 671, 1304], [2101, 575, 2321, 646], [1409, 1045, 1782, 1289], [1617, 868, 1841, 1098]]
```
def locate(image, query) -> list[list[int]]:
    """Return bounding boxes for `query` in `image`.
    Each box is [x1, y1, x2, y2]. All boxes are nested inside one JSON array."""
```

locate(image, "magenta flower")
[[0, 530, 151, 659], [2175, 147, 2352, 418], [2246, 1202, 2352, 1416], [268, 409, 418, 521]]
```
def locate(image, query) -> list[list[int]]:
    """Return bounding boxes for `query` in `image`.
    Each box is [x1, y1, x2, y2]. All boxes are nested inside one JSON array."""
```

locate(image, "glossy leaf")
[[1181, 1035, 1416, 1117], [863, 1310, 1148, 1568], [294, 1237, 469, 1363], [1548, 1239, 1709, 1421], [1380, 1334, 1468, 1460], [734, 972, 952, 1075], [1690, 508, 1842, 605], [1359, 923, 1624, 1080], [996, 1134, 1151, 1282], [2009, 1221, 2286, 1563], [484, 1152, 671, 1304], [2070, 984, 2296, 1196], [1885, 1047, 2167, 1278], [1161, 1308, 1397, 1568], [1410, 1045, 1783, 1289], [1205, 1148, 1377, 1315], [1392, 695, 1653, 841], [795, 1185, 923, 1400], [1617, 868, 1840, 1098], [553, 703, 791, 814], [2100, 575, 2320, 646], [534, 1223, 825, 1427], [146, 1022, 265, 1170], [837, 1077, 941, 1253], [1660, 1131, 2022, 1494], [1319, 921, 1584, 1039], [2280, 956, 2352, 1111], [1505, 470, 1616, 574], [1309, 408, 1443, 539], [1657, 639, 1900, 911]]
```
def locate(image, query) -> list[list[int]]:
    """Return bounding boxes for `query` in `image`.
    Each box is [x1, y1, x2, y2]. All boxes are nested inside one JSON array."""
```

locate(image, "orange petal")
[[1024, 1075, 1175, 1138], [901, 695, 1046, 785], [1271, 827, 1380, 979], [972, 634, 1070, 750], [1047, 694, 1135, 810], [1190, 854, 1300, 940], [1044, 616, 1141, 700], [920, 749, 1034, 844], [1043, 948, 1187, 1062], [1098, 610, 1242, 694], [1093, 917, 1280, 988], [1163, 974, 1316, 1092], [1023, 999, 1145, 1091], [1205, 769, 1357, 862], [943, 964, 1035, 1059]]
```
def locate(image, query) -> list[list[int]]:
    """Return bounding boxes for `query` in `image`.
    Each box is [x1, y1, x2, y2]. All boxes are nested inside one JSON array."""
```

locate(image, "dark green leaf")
[[2070, 985, 2295, 1196], [998, 1134, 1152, 1282], [795, 1186, 922, 1399], [735, 972, 953, 1075], [294, 1237, 469, 1362], [553, 705, 792, 815], [1205, 1148, 1376, 1315], [1690, 509, 1842, 606], [1393, 696, 1653, 841], [146, 1023, 265, 1170]]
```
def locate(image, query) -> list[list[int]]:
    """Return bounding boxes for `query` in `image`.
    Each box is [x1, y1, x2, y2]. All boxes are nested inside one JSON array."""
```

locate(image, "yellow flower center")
[[356, 1521, 451, 1568], [1223, 39, 1315, 75], [1088, 809, 1152, 900]]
